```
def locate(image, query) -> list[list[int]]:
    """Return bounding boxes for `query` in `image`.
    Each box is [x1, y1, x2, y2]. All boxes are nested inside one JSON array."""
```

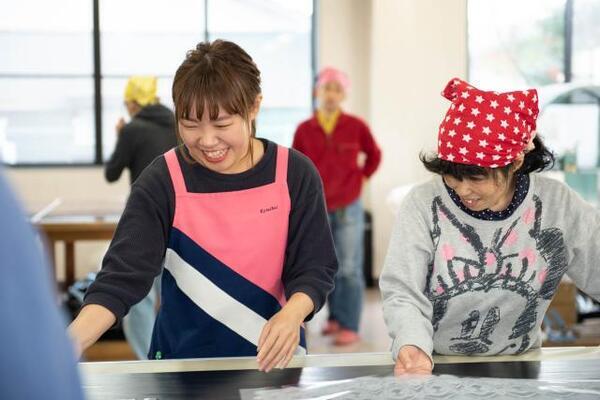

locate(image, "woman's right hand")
[[115, 117, 126, 134], [394, 345, 433, 375], [67, 304, 116, 359]]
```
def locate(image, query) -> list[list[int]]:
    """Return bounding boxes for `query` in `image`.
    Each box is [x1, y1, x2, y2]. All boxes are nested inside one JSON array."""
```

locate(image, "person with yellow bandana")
[[105, 76, 177, 184], [104, 76, 177, 359]]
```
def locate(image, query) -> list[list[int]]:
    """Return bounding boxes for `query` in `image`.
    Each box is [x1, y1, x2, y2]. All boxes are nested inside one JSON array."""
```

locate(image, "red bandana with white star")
[[437, 78, 539, 168]]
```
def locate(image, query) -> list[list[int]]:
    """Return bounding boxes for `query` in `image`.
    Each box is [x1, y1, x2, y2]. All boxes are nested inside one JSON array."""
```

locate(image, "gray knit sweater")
[[380, 174, 600, 361]]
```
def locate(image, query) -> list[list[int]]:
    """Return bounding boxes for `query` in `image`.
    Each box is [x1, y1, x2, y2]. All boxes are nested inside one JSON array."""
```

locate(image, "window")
[[468, 0, 600, 172], [208, 0, 314, 146], [2, 0, 315, 165], [572, 0, 600, 83], [468, 0, 566, 89], [100, 0, 206, 161], [0, 0, 94, 164]]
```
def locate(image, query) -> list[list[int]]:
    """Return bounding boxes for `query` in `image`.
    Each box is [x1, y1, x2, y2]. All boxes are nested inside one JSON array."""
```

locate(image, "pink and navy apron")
[[149, 146, 307, 359]]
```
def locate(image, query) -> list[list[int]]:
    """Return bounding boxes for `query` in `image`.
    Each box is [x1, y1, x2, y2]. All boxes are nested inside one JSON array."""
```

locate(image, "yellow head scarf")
[[124, 76, 158, 106]]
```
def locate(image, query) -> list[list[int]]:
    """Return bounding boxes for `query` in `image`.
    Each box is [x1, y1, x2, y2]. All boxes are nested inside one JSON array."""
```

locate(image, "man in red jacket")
[[293, 67, 381, 345]]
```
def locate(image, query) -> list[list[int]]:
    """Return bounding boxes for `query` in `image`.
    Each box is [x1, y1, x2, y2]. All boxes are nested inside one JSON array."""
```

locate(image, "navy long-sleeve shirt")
[[85, 139, 338, 322]]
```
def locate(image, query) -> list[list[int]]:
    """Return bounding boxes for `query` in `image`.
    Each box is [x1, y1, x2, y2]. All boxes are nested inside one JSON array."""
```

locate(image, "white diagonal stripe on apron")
[[164, 248, 306, 355]]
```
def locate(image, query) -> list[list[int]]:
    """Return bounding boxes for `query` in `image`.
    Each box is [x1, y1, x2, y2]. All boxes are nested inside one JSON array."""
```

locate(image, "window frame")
[[7, 0, 317, 167], [467, 0, 575, 85]]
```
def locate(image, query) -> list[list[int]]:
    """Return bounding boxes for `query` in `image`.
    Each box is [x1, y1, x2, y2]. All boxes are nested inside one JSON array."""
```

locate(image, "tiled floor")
[[306, 288, 392, 354]]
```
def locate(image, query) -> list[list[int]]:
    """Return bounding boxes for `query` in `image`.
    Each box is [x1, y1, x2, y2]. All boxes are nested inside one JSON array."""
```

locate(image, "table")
[[80, 347, 600, 399], [35, 207, 120, 288]]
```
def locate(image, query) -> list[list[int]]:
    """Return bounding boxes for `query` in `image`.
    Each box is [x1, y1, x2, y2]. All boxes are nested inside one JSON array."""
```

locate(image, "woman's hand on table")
[[394, 345, 433, 375], [256, 293, 313, 372]]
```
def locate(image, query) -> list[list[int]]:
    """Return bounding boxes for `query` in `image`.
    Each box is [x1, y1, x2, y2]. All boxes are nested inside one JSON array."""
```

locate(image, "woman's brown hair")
[[172, 40, 262, 163]]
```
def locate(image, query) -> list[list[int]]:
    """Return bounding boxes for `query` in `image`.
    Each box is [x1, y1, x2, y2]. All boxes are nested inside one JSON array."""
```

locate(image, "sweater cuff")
[[83, 292, 128, 324], [287, 285, 322, 322]]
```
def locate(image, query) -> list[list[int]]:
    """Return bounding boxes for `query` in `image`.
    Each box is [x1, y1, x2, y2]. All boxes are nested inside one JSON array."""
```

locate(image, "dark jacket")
[[105, 104, 177, 184]]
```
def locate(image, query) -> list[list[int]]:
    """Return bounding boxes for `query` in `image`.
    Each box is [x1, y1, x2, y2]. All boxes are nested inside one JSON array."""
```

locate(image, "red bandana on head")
[[437, 78, 539, 168]]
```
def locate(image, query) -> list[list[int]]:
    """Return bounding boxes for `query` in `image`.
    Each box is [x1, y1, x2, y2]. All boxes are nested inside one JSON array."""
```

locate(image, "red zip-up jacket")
[[293, 112, 381, 211]]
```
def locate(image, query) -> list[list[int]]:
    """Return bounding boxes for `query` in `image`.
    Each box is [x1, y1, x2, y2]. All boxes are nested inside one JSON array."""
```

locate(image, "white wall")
[[317, 0, 372, 121], [6, 0, 468, 281], [319, 0, 468, 276], [369, 0, 467, 275], [6, 168, 129, 211]]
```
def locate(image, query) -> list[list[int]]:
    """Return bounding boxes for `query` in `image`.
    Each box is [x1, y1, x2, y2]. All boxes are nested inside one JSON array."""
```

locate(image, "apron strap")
[[274, 145, 289, 184], [164, 149, 187, 194]]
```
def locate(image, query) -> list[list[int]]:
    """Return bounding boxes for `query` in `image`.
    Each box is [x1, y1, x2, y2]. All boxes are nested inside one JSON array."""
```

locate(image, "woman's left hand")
[[256, 292, 314, 372]]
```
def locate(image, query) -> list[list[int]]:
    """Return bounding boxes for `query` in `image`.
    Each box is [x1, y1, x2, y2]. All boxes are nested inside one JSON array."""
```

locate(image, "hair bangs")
[[175, 65, 248, 122], [419, 153, 498, 180]]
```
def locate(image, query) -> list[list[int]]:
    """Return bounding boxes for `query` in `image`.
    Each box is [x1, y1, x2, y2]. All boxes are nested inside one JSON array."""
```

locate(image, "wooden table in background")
[[36, 214, 120, 288]]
